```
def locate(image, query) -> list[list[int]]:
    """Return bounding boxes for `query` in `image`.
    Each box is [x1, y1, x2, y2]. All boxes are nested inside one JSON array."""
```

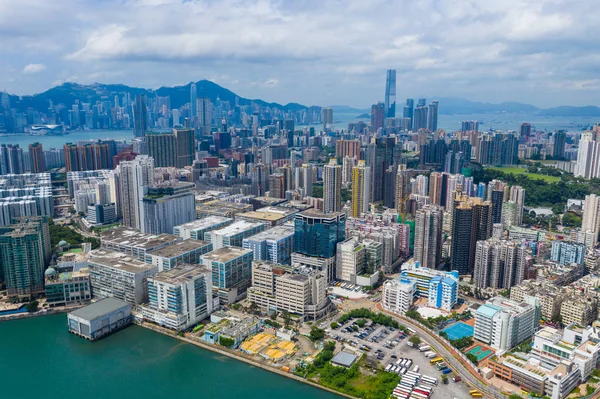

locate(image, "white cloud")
[[0, 0, 599, 107], [22, 63, 46, 74]]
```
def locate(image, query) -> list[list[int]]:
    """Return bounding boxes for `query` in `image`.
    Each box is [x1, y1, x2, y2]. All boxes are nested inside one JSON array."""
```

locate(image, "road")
[[379, 307, 505, 399]]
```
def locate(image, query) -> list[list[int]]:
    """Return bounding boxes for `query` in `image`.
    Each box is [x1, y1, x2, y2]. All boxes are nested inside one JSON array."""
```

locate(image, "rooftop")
[[201, 247, 253, 263], [297, 209, 344, 219], [151, 264, 211, 284], [243, 226, 294, 242], [147, 239, 212, 258], [174, 216, 233, 231], [101, 227, 180, 250], [209, 220, 264, 237], [237, 207, 295, 222], [88, 249, 155, 273], [331, 351, 358, 368], [477, 304, 502, 318], [69, 298, 130, 321]]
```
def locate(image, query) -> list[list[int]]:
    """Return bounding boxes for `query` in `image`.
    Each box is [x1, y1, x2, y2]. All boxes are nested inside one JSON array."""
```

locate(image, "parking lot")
[[329, 320, 472, 399]]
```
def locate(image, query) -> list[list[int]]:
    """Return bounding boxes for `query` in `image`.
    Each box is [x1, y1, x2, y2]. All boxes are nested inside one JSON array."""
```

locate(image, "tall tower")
[[351, 160, 371, 217], [196, 98, 212, 136], [146, 132, 177, 167], [414, 205, 443, 269], [427, 100, 439, 131], [28, 142, 45, 173], [451, 195, 492, 275], [174, 128, 195, 168], [582, 194, 600, 246], [509, 186, 525, 225], [403, 99, 414, 130], [384, 69, 397, 118], [133, 94, 148, 138], [117, 155, 154, 229], [395, 164, 412, 216], [370, 102, 385, 132], [190, 82, 198, 118], [323, 159, 342, 213]]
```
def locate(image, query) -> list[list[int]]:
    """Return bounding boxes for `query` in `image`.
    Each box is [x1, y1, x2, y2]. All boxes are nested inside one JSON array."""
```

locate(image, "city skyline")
[[1, 0, 599, 108]]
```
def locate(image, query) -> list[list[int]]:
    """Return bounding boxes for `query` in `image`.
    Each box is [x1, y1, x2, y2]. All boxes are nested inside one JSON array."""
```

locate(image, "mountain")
[[538, 106, 600, 117], [434, 97, 540, 114], [8, 80, 311, 113], [328, 105, 369, 114]]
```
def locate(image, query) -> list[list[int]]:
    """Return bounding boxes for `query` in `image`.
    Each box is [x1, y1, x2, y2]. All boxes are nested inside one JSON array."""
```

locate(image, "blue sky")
[[1, 0, 599, 108]]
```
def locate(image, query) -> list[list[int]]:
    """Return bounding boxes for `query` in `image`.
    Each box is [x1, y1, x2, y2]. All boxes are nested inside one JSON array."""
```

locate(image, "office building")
[[142, 264, 213, 331], [290, 252, 337, 283], [323, 158, 342, 213], [0, 216, 50, 298], [87, 203, 117, 225], [173, 216, 233, 240], [87, 249, 159, 305], [201, 247, 254, 305], [28, 142, 45, 173], [351, 160, 371, 217], [68, 298, 132, 341], [140, 181, 196, 235], [242, 225, 294, 265], [413, 205, 443, 270], [174, 128, 195, 168], [117, 155, 154, 229], [190, 82, 197, 117], [294, 209, 345, 259], [146, 239, 213, 272], [367, 137, 394, 203], [247, 262, 331, 320], [205, 220, 265, 250], [133, 94, 148, 137], [474, 296, 539, 350], [451, 195, 493, 275], [100, 227, 181, 262], [474, 239, 532, 289], [196, 97, 212, 136], [384, 69, 396, 118], [335, 237, 365, 283], [427, 100, 439, 131], [146, 132, 177, 167], [550, 241, 585, 266], [382, 277, 416, 315]]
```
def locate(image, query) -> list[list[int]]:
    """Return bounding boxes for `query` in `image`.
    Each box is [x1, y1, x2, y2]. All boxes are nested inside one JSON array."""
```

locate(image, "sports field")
[[441, 322, 474, 340], [488, 166, 560, 183], [465, 344, 494, 361]]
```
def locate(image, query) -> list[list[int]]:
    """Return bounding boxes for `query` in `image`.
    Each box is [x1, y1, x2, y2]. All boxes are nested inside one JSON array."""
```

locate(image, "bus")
[[410, 392, 428, 399], [412, 365, 420, 373], [385, 364, 393, 372], [407, 328, 416, 335], [421, 376, 438, 386], [469, 390, 480, 396], [430, 357, 443, 364], [471, 394, 482, 398], [416, 386, 432, 394]]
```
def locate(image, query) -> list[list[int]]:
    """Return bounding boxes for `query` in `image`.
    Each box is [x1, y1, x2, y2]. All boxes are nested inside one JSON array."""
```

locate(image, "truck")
[[441, 368, 452, 374]]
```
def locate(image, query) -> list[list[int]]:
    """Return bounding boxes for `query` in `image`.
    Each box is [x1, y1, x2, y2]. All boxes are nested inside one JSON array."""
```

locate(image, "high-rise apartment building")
[[394, 164, 412, 216], [581, 194, 600, 246], [575, 132, 600, 179], [140, 181, 196, 235], [0, 144, 25, 175], [323, 159, 342, 213], [133, 94, 148, 138], [451, 195, 493, 275], [117, 155, 154, 229], [196, 97, 212, 136], [174, 128, 195, 168], [509, 185, 525, 225], [474, 239, 532, 289], [335, 139, 361, 160], [427, 100, 439, 131], [28, 142, 45, 173], [146, 132, 177, 167], [351, 160, 371, 217], [322, 107, 333, 132], [414, 205, 443, 270], [342, 156, 356, 185], [553, 130, 566, 158], [370, 102, 385, 132], [384, 69, 397, 118], [413, 105, 428, 131]]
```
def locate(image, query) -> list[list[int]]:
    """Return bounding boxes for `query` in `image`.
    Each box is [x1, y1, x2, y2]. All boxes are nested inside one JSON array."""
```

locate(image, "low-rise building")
[[427, 275, 458, 311], [203, 311, 261, 348], [145, 239, 213, 272], [205, 220, 266, 250], [290, 252, 336, 283], [474, 296, 539, 351], [335, 237, 365, 283], [173, 216, 233, 240], [510, 280, 564, 321], [141, 264, 213, 331], [67, 298, 132, 341], [45, 268, 92, 307], [87, 249, 158, 305], [399, 261, 459, 308], [382, 277, 416, 315], [101, 227, 181, 262], [560, 294, 599, 327], [196, 200, 253, 218], [235, 206, 298, 227]]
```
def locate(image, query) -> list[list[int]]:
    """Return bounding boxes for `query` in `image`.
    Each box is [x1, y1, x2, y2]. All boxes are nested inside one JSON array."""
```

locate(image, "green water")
[[0, 315, 340, 399]]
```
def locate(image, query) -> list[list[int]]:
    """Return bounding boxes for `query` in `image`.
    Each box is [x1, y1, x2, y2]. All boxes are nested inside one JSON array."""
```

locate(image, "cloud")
[[22, 63, 46, 74], [0, 0, 599, 108]]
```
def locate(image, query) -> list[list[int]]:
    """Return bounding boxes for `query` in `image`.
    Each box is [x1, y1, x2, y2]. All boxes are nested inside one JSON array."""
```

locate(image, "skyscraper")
[[553, 130, 566, 158], [413, 105, 428, 131], [509, 186, 525, 225], [133, 94, 148, 138], [367, 137, 394, 203], [395, 164, 412, 216], [582, 194, 600, 247], [294, 210, 346, 259], [190, 82, 197, 118], [196, 97, 212, 136], [146, 132, 177, 167], [403, 99, 414, 130], [474, 240, 531, 289], [451, 195, 493, 275], [323, 159, 342, 213], [427, 100, 439, 131], [174, 128, 195, 168], [28, 142, 45, 173], [322, 107, 333, 132], [520, 123, 532, 139], [370, 102, 385, 132], [118, 155, 154, 229], [414, 205, 443, 269], [0, 144, 25, 175], [384, 69, 397, 118], [351, 160, 371, 217]]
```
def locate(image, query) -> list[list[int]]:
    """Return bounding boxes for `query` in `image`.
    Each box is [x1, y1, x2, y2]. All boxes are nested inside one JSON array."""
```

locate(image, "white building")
[[205, 220, 265, 250], [140, 181, 196, 235], [242, 225, 294, 265], [581, 194, 600, 246], [335, 237, 365, 283], [382, 277, 417, 315], [474, 296, 539, 350], [173, 216, 233, 240], [142, 264, 213, 331]]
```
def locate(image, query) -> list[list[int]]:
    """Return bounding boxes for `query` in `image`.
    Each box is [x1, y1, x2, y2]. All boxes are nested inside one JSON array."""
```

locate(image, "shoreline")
[[0, 306, 79, 323], [138, 322, 354, 399]]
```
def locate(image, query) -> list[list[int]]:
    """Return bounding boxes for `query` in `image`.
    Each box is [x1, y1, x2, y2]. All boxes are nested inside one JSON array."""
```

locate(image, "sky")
[[1, 0, 599, 108]]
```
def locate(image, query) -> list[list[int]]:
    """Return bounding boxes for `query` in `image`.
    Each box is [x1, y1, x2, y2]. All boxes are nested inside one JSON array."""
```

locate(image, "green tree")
[[310, 326, 326, 341], [282, 311, 292, 328], [330, 322, 340, 329], [270, 311, 278, 321], [357, 319, 367, 328], [509, 395, 522, 399], [466, 353, 478, 365], [25, 300, 39, 312], [441, 374, 448, 384], [408, 334, 421, 347], [219, 336, 235, 347], [312, 185, 323, 198]]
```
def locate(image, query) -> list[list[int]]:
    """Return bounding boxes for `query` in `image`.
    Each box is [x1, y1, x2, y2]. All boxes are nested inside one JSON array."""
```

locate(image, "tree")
[[441, 374, 448, 384], [330, 322, 340, 329], [78, 211, 85, 218], [25, 300, 39, 312], [282, 310, 292, 328], [270, 311, 278, 321], [408, 334, 421, 347], [357, 319, 367, 328], [219, 336, 235, 348], [466, 353, 478, 365], [509, 395, 522, 399], [310, 326, 326, 341]]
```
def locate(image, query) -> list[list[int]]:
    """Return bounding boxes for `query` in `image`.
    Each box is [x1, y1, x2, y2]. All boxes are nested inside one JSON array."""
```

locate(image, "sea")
[[0, 315, 340, 399], [1, 112, 598, 150]]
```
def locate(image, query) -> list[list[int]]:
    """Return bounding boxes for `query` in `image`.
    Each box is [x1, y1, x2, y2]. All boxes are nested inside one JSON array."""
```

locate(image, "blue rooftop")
[[477, 304, 501, 318]]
